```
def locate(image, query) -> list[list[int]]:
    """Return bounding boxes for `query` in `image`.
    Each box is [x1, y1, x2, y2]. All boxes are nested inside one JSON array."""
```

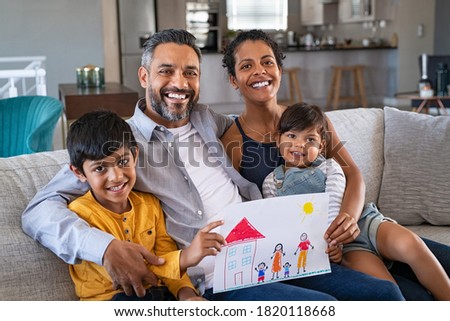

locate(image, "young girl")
[[262, 102, 450, 300]]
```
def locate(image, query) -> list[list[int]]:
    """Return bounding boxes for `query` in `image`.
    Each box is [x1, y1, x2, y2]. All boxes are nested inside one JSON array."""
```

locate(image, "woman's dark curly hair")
[[222, 29, 286, 78]]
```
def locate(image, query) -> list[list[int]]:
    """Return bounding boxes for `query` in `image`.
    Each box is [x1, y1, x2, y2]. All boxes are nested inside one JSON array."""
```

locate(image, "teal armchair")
[[0, 96, 63, 157]]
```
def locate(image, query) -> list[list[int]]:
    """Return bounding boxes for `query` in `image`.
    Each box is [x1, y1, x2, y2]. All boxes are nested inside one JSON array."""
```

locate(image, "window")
[[241, 256, 252, 266], [228, 260, 237, 270], [226, 0, 288, 31], [242, 244, 252, 254]]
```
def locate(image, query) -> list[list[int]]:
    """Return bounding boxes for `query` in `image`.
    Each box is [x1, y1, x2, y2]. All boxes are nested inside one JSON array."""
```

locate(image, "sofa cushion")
[[378, 107, 450, 225], [326, 108, 385, 204], [407, 225, 450, 247], [0, 149, 76, 300]]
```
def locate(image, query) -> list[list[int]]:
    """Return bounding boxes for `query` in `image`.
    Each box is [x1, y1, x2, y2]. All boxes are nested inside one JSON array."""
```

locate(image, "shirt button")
[[124, 229, 129, 234], [168, 142, 173, 147], [122, 217, 127, 222], [197, 210, 203, 216], [184, 176, 188, 180], [147, 230, 152, 235]]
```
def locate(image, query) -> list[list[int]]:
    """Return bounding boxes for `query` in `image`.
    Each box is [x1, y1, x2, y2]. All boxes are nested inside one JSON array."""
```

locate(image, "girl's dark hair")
[[67, 110, 137, 174], [278, 103, 329, 143], [141, 29, 202, 68], [222, 29, 286, 78]]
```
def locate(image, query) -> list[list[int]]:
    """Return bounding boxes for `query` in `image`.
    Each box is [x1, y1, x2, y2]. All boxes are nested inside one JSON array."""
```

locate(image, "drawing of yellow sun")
[[303, 201, 314, 215], [298, 197, 316, 224]]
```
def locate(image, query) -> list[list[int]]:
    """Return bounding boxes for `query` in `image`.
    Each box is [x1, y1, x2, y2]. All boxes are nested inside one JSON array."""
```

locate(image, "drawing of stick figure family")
[[294, 232, 315, 274], [255, 233, 314, 283]]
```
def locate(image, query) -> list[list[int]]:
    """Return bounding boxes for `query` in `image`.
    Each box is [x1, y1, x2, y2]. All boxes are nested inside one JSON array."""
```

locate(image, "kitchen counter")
[[285, 45, 397, 52], [201, 45, 397, 54]]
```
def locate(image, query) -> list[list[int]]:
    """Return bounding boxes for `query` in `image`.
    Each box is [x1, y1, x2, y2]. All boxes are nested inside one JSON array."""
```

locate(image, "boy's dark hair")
[[141, 29, 202, 68], [222, 29, 286, 78], [278, 103, 329, 143], [67, 110, 137, 174]]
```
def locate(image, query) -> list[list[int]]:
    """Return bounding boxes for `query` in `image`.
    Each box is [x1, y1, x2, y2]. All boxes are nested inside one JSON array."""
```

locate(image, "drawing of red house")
[[223, 217, 266, 290]]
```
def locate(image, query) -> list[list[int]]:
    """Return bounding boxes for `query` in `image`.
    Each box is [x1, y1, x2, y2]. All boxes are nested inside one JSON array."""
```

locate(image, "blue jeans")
[[390, 238, 450, 300], [111, 286, 176, 301], [204, 282, 336, 301], [206, 238, 448, 301], [284, 262, 404, 301]]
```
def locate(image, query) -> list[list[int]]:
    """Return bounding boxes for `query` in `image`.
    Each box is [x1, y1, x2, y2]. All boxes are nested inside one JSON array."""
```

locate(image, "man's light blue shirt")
[[21, 99, 261, 266]]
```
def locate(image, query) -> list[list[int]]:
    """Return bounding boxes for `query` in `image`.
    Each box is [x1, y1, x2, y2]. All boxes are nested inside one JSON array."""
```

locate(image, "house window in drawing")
[[223, 217, 265, 290]]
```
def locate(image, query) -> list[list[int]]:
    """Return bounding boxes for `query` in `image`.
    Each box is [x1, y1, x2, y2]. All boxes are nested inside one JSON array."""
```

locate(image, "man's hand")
[[180, 220, 225, 271], [103, 239, 164, 297], [324, 211, 360, 245]]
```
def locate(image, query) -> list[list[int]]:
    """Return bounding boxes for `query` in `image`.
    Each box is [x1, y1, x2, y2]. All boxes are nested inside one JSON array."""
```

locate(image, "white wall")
[[0, 0, 104, 99]]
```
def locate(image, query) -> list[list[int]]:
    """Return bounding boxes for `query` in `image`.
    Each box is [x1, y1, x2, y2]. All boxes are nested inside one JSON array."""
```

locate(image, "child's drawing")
[[222, 217, 265, 290], [294, 232, 314, 273], [213, 193, 331, 293], [255, 262, 268, 283], [283, 262, 292, 278], [270, 243, 285, 280]]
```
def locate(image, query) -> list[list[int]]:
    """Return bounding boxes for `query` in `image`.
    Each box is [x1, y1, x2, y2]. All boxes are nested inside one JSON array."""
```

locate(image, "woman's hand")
[[324, 211, 360, 245]]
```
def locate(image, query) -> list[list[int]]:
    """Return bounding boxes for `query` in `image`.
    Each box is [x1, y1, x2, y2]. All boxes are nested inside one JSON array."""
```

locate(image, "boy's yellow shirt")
[[68, 190, 195, 300]]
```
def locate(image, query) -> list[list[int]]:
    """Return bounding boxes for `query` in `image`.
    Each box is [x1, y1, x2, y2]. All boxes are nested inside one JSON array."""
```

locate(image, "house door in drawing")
[[223, 217, 265, 290]]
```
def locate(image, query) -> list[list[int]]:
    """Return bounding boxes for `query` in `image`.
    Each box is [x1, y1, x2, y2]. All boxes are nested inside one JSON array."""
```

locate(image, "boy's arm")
[[21, 164, 113, 265]]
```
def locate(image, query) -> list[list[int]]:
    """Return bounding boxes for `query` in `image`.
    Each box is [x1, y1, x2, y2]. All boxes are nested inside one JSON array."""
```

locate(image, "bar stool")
[[279, 67, 303, 106], [326, 65, 367, 110]]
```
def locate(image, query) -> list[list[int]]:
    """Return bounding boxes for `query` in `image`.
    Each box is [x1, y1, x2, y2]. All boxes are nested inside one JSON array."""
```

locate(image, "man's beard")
[[149, 86, 197, 122]]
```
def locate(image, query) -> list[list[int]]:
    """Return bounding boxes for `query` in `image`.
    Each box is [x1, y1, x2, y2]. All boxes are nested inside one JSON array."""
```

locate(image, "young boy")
[[262, 103, 450, 300], [66, 110, 225, 301]]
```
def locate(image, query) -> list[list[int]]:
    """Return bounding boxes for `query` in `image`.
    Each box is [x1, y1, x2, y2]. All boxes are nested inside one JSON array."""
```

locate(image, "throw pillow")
[[378, 107, 450, 225]]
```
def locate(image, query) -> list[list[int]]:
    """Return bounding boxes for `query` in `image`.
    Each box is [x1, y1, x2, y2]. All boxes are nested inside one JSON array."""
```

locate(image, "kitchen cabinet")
[[186, 1, 221, 51], [301, 0, 337, 26], [339, 0, 393, 23]]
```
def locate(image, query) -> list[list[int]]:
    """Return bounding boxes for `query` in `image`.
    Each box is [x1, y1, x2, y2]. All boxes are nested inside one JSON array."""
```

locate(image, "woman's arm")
[[324, 117, 365, 244]]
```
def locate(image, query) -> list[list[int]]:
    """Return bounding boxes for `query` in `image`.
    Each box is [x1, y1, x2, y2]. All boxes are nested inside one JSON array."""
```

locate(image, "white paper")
[[213, 193, 331, 293]]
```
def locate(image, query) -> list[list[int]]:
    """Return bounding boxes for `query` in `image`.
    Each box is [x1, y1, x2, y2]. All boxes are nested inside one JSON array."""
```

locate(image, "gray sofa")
[[1, 107, 449, 300]]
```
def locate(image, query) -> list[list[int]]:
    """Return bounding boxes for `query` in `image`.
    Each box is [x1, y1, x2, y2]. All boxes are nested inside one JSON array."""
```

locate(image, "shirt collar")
[[129, 98, 159, 142], [129, 98, 208, 142]]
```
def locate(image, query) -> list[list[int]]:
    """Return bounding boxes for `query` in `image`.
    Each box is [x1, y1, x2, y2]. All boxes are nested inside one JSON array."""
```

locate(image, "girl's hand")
[[324, 211, 360, 245], [180, 220, 226, 271], [326, 243, 343, 264]]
